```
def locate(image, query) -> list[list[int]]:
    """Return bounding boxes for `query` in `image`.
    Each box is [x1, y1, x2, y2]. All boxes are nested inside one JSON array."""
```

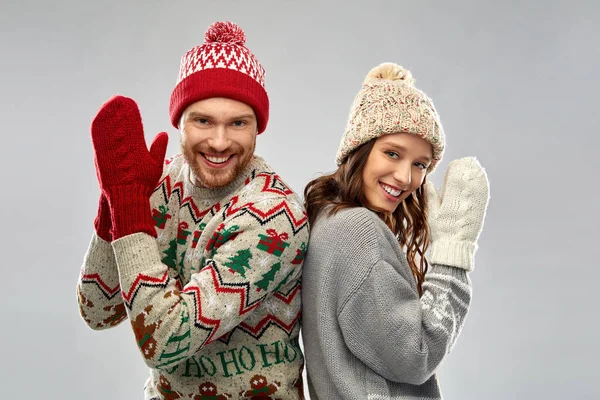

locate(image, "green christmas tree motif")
[[273, 269, 295, 293], [255, 262, 281, 292], [162, 239, 178, 269], [225, 249, 253, 277], [178, 250, 187, 278]]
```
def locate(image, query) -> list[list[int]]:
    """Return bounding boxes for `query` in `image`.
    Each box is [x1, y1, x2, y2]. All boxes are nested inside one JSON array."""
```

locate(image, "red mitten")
[[91, 95, 168, 240], [94, 193, 112, 242]]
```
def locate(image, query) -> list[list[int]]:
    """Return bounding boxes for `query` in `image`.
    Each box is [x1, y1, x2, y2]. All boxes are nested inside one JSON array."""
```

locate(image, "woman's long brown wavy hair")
[[304, 140, 430, 295]]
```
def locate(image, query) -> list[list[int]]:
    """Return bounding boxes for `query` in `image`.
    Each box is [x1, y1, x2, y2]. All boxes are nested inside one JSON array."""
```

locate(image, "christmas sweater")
[[301, 207, 472, 399], [77, 155, 309, 399]]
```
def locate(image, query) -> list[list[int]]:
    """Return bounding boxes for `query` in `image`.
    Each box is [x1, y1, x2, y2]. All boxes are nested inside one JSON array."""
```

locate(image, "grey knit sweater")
[[301, 207, 472, 399]]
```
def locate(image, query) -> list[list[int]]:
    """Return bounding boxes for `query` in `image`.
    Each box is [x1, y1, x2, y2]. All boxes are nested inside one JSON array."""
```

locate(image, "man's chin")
[[185, 151, 254, 188], [190, 165, 237, 188]]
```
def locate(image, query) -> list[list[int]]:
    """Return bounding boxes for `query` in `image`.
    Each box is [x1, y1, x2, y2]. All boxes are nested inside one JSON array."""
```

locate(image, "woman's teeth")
[[381, 183, 402, 197]]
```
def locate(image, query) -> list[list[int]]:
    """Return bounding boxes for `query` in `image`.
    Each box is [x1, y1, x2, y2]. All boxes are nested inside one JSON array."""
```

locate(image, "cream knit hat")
[[336, 62, 445, 171]]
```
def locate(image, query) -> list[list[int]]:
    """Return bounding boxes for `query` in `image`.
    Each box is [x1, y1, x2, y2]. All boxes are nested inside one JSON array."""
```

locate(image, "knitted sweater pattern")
[[77, 155, 309, 399]]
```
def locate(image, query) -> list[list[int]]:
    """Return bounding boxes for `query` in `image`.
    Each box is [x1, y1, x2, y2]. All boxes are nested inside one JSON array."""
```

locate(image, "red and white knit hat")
[[169, 21, 269, 133]]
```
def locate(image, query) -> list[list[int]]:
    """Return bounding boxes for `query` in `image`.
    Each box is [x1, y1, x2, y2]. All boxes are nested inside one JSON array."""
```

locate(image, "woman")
[[301, 62, 490, 399]]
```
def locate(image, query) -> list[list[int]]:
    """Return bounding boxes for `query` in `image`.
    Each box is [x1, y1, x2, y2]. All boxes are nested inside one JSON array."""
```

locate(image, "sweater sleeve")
[[76, 233, 127, 330], [110, 197, 308, 371], [338, 257, 472, 385]]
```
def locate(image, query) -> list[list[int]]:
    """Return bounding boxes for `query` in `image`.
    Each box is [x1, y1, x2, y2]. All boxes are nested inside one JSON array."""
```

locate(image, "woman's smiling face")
[[361, 133, 433, 213]]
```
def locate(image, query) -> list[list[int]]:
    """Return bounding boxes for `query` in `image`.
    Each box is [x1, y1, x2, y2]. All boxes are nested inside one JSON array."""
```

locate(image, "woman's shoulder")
[[312, 206, 395, 252], [315, 206, 377, 232]]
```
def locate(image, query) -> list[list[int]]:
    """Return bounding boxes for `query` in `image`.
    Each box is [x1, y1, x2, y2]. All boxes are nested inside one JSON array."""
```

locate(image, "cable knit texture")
[[91, 95, 169, 240], [93, 194, 112, 242], [427, 157, 490, 271], [336, 62, 445, 171]]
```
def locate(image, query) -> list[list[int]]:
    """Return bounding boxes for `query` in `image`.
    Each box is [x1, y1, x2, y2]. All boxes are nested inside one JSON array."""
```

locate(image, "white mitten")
[[426, 157, 490, 271]]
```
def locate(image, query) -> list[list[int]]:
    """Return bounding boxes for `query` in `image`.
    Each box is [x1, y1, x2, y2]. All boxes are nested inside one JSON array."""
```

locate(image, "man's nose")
[[207, 126, 231, 153]]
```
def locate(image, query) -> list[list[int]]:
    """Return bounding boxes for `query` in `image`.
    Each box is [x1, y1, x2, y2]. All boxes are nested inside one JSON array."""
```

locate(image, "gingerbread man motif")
[[157, 375, 183, 400], [77, 291, 93, 325], [190, 381, 232, 399], [130, 305, 161, 359], [240, 374, 281, 399], [164, 289, 183, 315], [102, 302, 127, 327], [293, 367, 304, 398], [78, 291, 94, 309]]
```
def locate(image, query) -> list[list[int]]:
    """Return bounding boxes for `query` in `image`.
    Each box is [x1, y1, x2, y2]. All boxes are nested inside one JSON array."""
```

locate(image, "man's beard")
[[181, 141, 255, 188]]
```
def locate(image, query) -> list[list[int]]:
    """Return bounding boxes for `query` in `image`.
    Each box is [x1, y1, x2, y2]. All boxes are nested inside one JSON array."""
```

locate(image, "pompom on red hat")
[[169, 21, 269, 133]]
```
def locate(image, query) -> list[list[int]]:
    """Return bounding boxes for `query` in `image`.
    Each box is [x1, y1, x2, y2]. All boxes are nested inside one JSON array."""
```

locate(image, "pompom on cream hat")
[[336, 62, 445, 171]]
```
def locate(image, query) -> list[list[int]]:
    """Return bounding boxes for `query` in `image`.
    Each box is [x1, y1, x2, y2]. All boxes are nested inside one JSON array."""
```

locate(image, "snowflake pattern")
[[262, 299, 280, 314], [257, 255, 272, 269]]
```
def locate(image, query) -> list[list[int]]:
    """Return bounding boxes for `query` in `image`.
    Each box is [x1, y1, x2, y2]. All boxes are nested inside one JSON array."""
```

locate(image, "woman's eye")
[[385, 151, 399, 159], [415, 162, 427, 170]]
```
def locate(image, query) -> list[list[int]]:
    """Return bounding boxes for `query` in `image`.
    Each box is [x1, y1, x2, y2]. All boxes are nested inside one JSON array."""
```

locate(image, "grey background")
[[1, 0, 598, 398]]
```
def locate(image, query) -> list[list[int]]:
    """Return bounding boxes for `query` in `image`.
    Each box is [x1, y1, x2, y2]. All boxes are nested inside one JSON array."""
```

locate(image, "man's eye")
[[232, 120, 246, 127], [195, 118, 209, 124]]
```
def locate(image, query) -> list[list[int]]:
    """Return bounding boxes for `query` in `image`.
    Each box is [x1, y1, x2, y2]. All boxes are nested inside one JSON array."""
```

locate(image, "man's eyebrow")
[[184, 111, 255, 120], [230, 113, 255, 120], [185, 111, 211, 120]]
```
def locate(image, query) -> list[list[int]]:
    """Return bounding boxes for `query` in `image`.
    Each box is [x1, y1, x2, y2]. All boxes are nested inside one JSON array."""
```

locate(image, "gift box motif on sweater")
[[256, 229, 289, 256], [152, 205, 172, 229], [191, 223, 207, 249], [206, 223, 241, 256], [291, 243, 307, 265], [176, 222, 191, 245]]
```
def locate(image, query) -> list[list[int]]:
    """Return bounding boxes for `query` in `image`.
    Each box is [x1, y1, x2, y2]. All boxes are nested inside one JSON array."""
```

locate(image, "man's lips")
[[201, 153, 235, 168]]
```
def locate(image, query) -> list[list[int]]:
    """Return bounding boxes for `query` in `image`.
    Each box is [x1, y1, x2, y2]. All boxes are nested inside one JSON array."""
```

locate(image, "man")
[[77, 21, 308, 399]]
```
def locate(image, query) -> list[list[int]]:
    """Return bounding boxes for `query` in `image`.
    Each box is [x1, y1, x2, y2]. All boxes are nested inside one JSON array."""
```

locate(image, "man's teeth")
[[205, 155, 230, 164], [381, 183, 402, 197]]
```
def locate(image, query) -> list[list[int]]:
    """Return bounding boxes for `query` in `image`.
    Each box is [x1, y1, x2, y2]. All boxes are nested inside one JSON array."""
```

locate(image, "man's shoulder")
[[224, 157, 308, 239], [151, 154, 187, 204], [163, 153, 186, 174], [240, 156, 305, 213], [152, 153, 186, 187]]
